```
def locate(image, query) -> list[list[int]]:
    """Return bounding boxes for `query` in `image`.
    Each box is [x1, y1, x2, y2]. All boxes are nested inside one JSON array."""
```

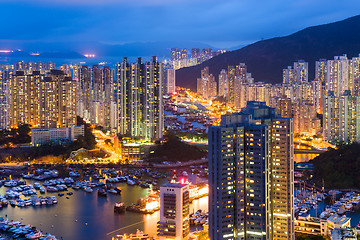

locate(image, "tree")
[[75, 116, 96, 150], [310, 143, 360, 189], [295, 234, 326, 240], [149, 132, 206, 162]]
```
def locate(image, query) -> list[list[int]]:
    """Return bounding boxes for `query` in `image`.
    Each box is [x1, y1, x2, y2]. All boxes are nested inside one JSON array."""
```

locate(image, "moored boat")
[[114, 202, 126, 213]]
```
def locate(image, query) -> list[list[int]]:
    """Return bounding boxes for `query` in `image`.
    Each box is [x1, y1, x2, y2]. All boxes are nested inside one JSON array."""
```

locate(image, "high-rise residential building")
[[235, 63, 247, 81], [294, 60, 308, 84], [14, 61, 56, 73], [293, 100, 318, 135], [197, 67, 217, 99], [208, 101, 294, 240], [10, 69, 77, 129], [0, 70, 10, 130], [315, 59, 327, 83], [191, 48, 200, 59], [167, 69, 176, 94], [323, 90, 360, 143], [117, 57, 163, 141], [181, 49, 188, 60], [278, 97, 292, 118], [312, 79, 323, 114], [352, 55, 360, 95], [171, 48, 188, 61], [171, 48, 178, 61], [228, 66, 236, 104], [213, 50, 227, 57], [283, 66, 297, 84], [157, 183, 190, 240], [201, 48, 213, 62], [218, 69, 228, 97], [76, 65, 115, 130], [283, 61, 308, 84], [326, 55, 350, 97]]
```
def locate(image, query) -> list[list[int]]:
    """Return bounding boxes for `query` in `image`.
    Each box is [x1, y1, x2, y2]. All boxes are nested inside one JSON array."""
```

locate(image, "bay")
[[0, 179, 208, 240]]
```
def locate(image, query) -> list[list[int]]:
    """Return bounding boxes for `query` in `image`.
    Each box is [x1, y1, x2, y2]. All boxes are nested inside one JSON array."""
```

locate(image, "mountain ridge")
[[176, 14, 360, 91]]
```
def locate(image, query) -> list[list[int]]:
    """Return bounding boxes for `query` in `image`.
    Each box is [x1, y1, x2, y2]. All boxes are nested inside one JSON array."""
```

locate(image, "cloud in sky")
[[0, 0, 360, 49]]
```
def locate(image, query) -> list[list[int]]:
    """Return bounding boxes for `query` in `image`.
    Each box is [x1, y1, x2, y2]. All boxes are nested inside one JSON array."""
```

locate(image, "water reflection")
[[0, 179, 209, 240]]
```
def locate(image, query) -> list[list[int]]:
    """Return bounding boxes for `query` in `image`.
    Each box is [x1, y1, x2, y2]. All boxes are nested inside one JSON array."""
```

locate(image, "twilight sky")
[[1, 0, 360, 49]]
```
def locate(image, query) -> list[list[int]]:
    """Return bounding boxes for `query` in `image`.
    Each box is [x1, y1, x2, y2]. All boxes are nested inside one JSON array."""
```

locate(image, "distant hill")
[[176, 15, 360, 91]]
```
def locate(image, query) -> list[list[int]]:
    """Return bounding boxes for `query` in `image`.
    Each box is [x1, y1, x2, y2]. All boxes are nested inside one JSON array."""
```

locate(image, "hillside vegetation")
[[310, 143, 360, 189]]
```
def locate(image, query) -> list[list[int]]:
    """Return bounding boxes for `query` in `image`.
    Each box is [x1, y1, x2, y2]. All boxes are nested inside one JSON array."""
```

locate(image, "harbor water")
[[0, 180, 208, 240]]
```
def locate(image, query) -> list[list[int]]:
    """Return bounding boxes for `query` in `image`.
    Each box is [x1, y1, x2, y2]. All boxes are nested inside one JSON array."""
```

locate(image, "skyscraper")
[[157, 183, 190, 240], [0, 70, 10, 130], [208, 101, 294, 240], [10, 69, 77, 129], [218, 69, 228, 97], [228, 66, 236, 103], [191, 48, 200, 59], [171, 48, 188, 61], [283, 66, 297, 84], [283, 61, 308, 84], [197, 67, 217, 99], [76, 65, 115, 130], [117, 57, 163, 141], [323, 90, 360, 143], [294, 60, 308, 84], [278, 97, 292, 118], [201, 48, 213, 62], [167, 69, 176, 94], [326, 55, 349, 97]]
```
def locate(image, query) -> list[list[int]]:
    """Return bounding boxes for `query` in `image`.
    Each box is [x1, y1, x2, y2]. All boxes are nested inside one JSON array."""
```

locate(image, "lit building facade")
[[76, 65, 115, 130], [208, 101, 294, 240], [0, 70, 10, 130], [283, 60, 308, 84], [10, 69, 77, 129], [197, 67, 217, 99], [323, 90, 360, 143], [31, 125, 84, 146], [167, 69, 176, 94], [117, 57, 163, 141], [278, 97, 292, 118], [218, 69, 228, 97], [326, 55, 350, 97], [157, 183, 190, 240]]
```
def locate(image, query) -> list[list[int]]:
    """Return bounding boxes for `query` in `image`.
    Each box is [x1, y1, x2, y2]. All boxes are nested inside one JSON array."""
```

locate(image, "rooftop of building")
[[219, 101, 284, 127], [327, 214, 351, 225], [161, 182, 188, 189]]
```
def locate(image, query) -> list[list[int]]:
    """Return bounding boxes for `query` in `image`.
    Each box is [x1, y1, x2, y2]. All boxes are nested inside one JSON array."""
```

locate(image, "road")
[[93, 130, 123, 164]]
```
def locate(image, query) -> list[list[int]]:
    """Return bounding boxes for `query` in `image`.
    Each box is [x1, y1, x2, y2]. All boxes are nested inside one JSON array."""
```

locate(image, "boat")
[[50, 196, 57, 204], [114, 229, 150, 240], [140, 183, 150, 188], [114, 202, 126, 213], [84, 187, 93, 193], [33, 183, 41, 189], [114, 187, 122, 194], [108, 189, 118, 195], [26, 230, 44, 239], [98, 189, 108, 197], [127, 179, 135, 186]]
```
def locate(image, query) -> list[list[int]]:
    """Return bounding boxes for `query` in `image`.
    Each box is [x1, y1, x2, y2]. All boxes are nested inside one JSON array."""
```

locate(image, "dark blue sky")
[[1, 0, 360, 49]]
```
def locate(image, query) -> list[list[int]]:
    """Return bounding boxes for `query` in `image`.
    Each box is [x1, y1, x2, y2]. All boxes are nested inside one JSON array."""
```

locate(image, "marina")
[[0, 167, 209, 240], [0, 218, 57, 240]]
